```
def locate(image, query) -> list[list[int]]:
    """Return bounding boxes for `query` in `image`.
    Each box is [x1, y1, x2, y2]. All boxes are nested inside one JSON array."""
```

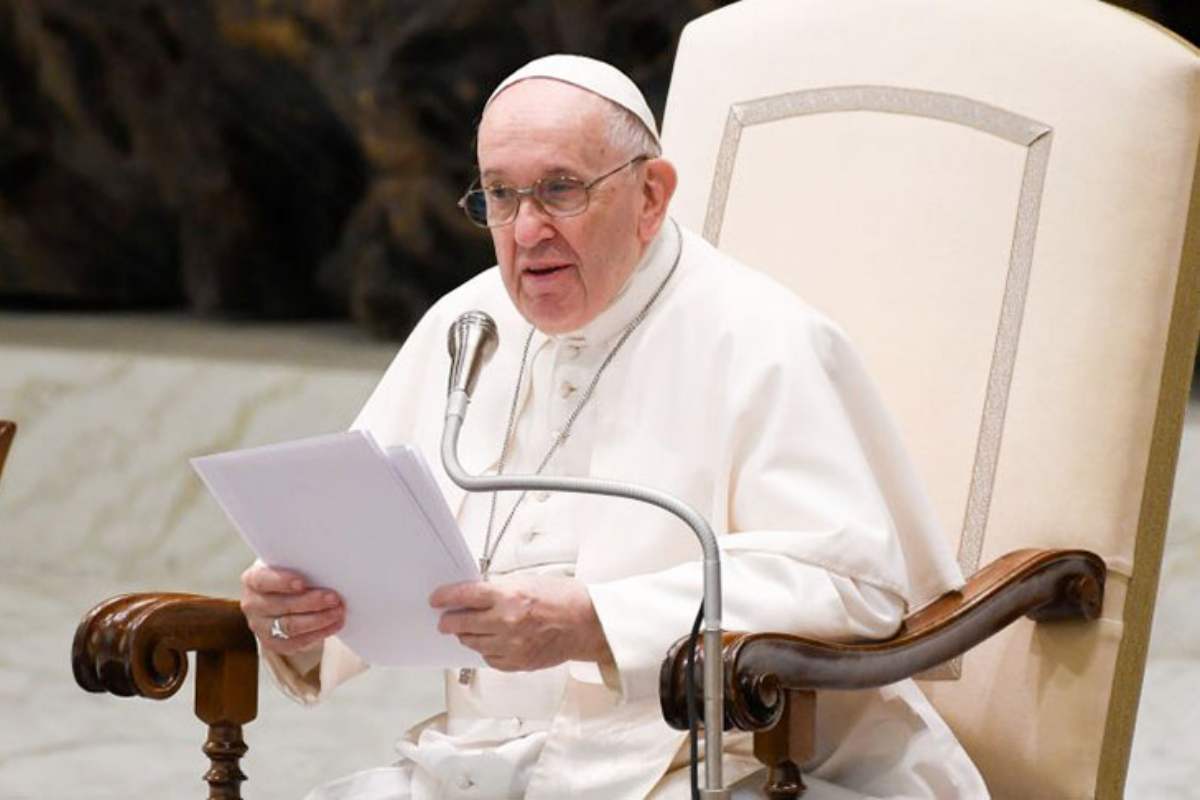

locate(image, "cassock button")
[[559, 382, 577, 399], [535, 491, 551, 503], [456, 774, 475, 790]]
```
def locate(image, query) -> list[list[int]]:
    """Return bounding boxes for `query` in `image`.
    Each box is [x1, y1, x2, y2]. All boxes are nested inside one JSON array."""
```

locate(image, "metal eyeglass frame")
[[457, 154, 651, 228]]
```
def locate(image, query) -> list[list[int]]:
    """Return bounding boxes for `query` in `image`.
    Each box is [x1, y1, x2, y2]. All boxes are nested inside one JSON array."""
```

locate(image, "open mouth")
[[524, 264, 570, 277]]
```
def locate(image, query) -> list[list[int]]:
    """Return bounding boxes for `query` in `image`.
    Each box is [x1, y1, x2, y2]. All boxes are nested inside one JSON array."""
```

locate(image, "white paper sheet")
[[384, 444, 477, 576], [192, 431, 483, 668]]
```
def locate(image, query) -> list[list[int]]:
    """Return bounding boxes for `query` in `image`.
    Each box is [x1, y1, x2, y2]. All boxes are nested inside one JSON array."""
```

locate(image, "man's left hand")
[[430, 575, 612, 672]]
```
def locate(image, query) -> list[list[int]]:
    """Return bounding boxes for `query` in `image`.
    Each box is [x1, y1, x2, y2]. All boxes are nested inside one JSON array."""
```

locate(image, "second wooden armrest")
[[73, 592, 257, 705], [660, 547, 1106, 732], [73, 593, 259, 798]]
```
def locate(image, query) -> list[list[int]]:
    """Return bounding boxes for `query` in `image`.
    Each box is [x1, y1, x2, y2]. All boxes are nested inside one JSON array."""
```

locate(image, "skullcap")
[[486, 54, 660, 145]]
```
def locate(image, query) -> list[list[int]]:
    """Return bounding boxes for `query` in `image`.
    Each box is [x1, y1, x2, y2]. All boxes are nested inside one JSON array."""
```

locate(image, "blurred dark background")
[[0, 0, 1196, 340]]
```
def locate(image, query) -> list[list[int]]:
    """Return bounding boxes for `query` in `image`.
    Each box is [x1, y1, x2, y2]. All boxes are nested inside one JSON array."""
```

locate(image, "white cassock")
[[265, 220, 990, 799]]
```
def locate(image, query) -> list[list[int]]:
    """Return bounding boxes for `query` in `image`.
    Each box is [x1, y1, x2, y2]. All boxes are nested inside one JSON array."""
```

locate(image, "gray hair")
[[599, 99, 662, 159]]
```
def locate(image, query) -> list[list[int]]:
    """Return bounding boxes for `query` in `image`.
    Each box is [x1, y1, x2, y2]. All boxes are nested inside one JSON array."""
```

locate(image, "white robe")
[[267, 221, 989, 799]]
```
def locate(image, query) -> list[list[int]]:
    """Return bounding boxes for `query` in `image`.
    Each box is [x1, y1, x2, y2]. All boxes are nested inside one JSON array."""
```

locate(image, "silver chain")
[[477, 220, 683, 576]]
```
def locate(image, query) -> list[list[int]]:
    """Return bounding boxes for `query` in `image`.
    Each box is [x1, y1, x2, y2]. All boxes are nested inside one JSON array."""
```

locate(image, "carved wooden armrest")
[[659, 548, 1105, 797], [73, 593, 259, 800], [0, 420, 15, 480]]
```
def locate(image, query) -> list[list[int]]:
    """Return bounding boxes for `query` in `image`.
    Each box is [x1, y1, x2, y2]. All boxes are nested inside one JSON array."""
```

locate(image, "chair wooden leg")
[[195, 647, 257, 799], [753, 689, 816, 799], [203, 721, 249, 799]]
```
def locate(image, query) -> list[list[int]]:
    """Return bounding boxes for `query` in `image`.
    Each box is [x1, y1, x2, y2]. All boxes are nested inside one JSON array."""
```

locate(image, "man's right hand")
[[240, 564, 345, 656]]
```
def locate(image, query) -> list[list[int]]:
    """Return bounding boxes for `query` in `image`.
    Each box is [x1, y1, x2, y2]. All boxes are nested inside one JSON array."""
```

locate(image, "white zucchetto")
[[485, 54, 660, 145]]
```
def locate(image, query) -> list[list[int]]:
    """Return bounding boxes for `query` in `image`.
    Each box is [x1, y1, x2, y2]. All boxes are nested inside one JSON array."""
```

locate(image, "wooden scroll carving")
[[0, 420, 14, 481], [73, 593, 258, 800], [659, 548, 1106, 798]]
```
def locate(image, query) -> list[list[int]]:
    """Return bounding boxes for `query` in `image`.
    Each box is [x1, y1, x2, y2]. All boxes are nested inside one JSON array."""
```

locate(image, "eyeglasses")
[[458, 155, 651, 229]]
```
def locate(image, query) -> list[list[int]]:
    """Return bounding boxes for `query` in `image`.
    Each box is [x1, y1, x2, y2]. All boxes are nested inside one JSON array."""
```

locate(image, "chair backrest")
[[662, 1, 1200, 796], [0, 421, 14, 483]]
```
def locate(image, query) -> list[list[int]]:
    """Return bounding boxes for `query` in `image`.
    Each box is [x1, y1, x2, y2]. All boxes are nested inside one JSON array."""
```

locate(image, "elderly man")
[[239, 56, 988, 799]]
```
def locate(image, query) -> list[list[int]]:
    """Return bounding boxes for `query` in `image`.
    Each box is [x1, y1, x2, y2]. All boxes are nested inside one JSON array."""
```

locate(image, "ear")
[[636, 157, 678, 245]]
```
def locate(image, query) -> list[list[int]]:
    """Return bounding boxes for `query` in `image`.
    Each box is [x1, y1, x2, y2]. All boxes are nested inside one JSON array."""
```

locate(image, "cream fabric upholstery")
[[661, 1, 1200, 797]]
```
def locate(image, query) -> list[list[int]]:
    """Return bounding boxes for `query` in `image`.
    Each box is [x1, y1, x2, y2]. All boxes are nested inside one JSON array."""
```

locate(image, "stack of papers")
[[192, 431, 483, 668]]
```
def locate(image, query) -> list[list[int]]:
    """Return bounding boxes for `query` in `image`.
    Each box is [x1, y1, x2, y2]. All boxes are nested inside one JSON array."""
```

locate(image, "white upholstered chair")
[[658, 0, 1200, 796]]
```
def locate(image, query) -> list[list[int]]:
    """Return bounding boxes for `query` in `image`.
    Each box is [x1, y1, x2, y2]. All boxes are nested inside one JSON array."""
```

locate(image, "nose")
[[511, 196, 556, 249]]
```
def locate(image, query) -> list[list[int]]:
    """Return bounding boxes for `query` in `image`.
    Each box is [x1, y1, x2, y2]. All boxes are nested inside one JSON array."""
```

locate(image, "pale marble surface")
[[0, 312, 1195, 799]]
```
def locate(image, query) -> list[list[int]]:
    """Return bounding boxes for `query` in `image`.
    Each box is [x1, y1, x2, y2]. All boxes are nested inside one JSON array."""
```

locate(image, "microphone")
[[439, 313, 731, 797], [446, 310, 499, 400]]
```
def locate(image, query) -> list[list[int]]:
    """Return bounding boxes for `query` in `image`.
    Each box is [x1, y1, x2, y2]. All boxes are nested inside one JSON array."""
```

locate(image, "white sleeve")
[[588, 552, 904, 704], [262, 635, 369, 706], [587, 316, 936, 704]]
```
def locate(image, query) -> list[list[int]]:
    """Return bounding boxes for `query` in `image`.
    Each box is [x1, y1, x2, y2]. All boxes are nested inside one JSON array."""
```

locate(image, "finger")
[[253, 609, 342, 650], [243, 588, 341, 619], [438, 608, 499, 636], [276, 607, 346, 640], [454, 632, 498, 653], [429, 580, 494, 610], [285, 621, 343, 652], [483, 654, 520, 672], [260, 619, 343, 655], [243, 565, 311, 594]]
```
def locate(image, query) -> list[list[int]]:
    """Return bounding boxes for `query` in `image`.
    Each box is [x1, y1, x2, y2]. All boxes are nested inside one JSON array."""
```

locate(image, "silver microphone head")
[[447, 311, 499, 398]]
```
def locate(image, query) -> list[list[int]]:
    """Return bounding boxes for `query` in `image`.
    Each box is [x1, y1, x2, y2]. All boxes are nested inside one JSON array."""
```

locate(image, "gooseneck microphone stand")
[[441, 311, 730, 798]]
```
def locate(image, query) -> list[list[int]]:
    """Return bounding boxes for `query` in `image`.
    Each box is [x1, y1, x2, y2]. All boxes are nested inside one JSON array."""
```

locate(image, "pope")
[[239, 55, 989, 799]]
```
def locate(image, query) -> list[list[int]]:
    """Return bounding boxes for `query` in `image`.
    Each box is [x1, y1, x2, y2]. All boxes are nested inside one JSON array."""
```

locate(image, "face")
[[476, 80, 673, 334]]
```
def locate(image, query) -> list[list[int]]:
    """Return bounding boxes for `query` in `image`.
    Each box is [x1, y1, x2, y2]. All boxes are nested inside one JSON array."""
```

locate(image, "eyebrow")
[[480, 163, 586, 183]]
